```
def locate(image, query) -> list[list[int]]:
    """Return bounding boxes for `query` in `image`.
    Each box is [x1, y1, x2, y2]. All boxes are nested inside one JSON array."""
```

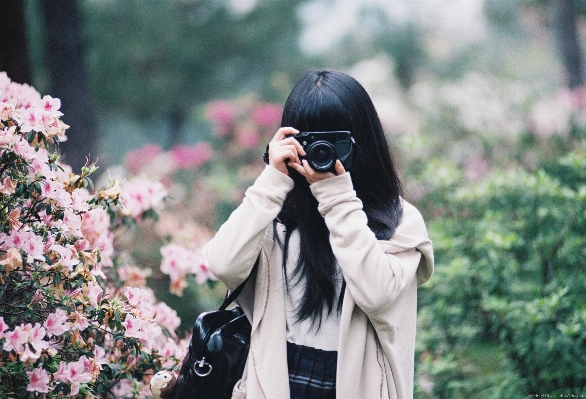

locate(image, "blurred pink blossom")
[[236, 128, 260, 149], [124, 143, 163, 175], [118, 264, 152, 287], [170, 142, 213, 169], [153, 302, 181, 334], [251, 103, 282, 127], [562, 85, 586, 112], [124, 286, 153, 313], [111, 379, 134, 398], [206, 101, 236, 136], [120, 178, 167, 219], [529, 93, 572, 138], [464, 156, 491, 181]]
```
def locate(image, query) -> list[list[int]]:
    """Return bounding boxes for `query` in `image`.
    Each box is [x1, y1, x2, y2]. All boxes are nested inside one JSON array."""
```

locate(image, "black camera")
[[290, 131, 355, 172]]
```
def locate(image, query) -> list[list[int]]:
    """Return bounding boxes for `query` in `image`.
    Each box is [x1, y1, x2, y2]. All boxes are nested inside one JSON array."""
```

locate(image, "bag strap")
[[218, 257, 259, 311]]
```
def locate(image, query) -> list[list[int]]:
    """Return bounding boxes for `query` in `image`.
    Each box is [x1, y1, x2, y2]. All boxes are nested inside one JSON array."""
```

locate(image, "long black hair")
[[276, 69, 403, 327]]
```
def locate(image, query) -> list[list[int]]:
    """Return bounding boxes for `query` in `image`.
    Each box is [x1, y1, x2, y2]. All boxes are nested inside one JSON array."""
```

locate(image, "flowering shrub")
[[114, 97, 282, 299], [0, 71, 189, 397]]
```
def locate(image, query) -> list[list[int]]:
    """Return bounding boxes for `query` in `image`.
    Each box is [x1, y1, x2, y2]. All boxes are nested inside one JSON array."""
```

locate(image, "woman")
[[202, 70, 434, 399]]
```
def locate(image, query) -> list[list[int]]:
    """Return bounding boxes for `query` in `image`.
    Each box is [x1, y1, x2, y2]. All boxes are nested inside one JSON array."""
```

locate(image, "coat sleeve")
[[202, 165, 294, 291], [309, 173, 434, 316]]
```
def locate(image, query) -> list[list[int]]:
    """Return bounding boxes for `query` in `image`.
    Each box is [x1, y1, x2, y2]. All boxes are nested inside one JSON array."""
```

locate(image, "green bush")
[[415, 145, 586, 397]]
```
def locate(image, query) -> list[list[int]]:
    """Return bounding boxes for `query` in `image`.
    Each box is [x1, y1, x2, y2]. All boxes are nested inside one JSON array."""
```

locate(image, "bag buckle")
[[193, 357, 212, 377]]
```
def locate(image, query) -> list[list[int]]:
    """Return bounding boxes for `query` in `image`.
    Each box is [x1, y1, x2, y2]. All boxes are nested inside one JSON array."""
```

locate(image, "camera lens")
[[306, 141, 336, 171]]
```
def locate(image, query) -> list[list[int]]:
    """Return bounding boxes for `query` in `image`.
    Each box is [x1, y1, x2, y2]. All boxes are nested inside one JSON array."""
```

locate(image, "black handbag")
[[171, 265, 255, 399]]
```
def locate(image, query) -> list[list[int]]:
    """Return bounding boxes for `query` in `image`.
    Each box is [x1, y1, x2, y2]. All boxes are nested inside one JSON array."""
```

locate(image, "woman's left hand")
[[289, 159, 346, 184]]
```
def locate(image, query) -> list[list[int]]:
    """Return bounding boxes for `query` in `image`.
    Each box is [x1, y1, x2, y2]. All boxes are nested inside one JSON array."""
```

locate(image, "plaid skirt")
[[287, 341, 338, 399]]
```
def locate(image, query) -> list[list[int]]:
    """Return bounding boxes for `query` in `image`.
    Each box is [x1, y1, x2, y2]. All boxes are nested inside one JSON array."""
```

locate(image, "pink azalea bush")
[[0, 72, 191, 397], [120, 98, 282, 298]]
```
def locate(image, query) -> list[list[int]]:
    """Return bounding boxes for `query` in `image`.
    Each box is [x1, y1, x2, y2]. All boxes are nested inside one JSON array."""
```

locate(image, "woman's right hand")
[[267, 127, 306, 176]]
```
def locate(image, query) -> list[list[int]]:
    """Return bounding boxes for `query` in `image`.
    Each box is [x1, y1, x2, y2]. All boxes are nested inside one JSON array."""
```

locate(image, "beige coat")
[[203, 166, 434, 399]]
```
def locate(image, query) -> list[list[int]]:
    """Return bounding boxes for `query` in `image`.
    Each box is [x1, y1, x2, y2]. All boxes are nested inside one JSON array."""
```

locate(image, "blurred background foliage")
[[1, 0, 585, 397]]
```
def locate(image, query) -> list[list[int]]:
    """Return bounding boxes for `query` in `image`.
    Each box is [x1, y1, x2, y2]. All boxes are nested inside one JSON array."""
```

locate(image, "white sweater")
[[203, 165, 434, 399]]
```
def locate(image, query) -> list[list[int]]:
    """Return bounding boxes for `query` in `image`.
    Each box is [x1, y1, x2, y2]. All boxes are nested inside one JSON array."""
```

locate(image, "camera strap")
[[262, 144, 270, 165]]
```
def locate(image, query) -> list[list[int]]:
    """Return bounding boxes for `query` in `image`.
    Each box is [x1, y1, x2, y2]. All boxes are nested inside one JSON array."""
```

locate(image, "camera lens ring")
[[305, 141, 336, 171]]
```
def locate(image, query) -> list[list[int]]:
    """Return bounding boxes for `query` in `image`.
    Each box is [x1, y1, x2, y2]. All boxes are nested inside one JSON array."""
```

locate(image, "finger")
[[334, 160, 346, 175], [303, 160, 336, 179], [280, 137, 306, 156], [288, 161, 307, 176], [270, 144, 301, 164], [272, 127, 299, 142], [301, 160, 315, 175], [272, 149, 297, 164]]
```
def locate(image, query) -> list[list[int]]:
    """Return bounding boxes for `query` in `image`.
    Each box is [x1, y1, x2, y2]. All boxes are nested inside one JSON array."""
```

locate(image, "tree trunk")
[[553, 0, 583, 88], [0, 0, 32, 84], [40, 0, 98, 173]]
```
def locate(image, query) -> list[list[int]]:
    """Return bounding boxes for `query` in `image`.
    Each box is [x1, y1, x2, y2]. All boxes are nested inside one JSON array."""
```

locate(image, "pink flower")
[[81, 207, 114, 267], [153, 302, 181, 334], [61, 358, 93, 384], [37, 95, 62, 117], [71, 188, 91, 213], [70, 311, 90, 331], [120, 178, 167, 219], [111, 379, 133, 398], [170, 143, 213, 169], [3, 325, 28, 353], [124, 143, 163, 175], [123, 286, 153, 310], [118, 264, 151, 287], [93, 345, 109, 369], [3, 230, 45, 263], [12, 137, 37, 161], [0, 98, 16, 120], [18, 323, 48, 362], [121, 314, 161, 350], [14, 107, 44, 133], [125, 288, 154, 320], [0, 316, 9, 338], [54, 361, 69, 382], [160, 244, 194, 279], [196, 263, 218, 284], [44, 308, 69, 337], [236, 128, 260, 149], [28, 150, 54, 178], [464, 156, 490, 181], [62, 209, 83, 234], [205, 101, 236, 136], [86, 282, 103, 307], [251, 103, 282, 127], [26, 367, 52, 393], [121, 314, 146, 339], [25, 323, 48, 354], [50, 244, 80, 270], [0, 126, 18, 147]]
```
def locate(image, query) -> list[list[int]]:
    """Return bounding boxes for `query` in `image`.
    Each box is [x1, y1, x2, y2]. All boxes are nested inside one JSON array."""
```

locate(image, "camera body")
[[290, 131, 355, 172]]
